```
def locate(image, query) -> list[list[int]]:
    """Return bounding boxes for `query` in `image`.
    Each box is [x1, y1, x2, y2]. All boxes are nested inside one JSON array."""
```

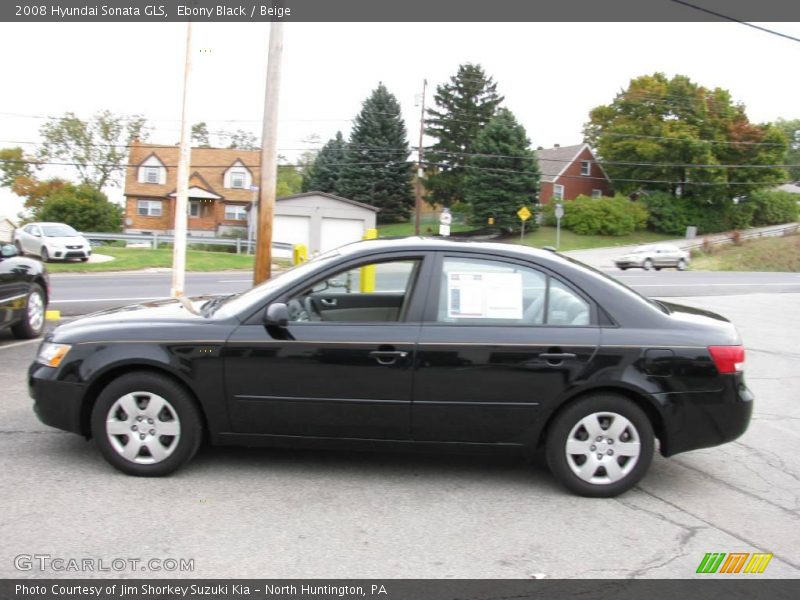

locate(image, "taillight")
[[708, 345, 745, 374]]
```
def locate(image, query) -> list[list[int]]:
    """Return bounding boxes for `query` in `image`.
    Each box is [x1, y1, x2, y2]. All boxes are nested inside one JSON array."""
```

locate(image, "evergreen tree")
[[425, 64, 504, 207], [464, 108, 540, 232], [306, 132, 347, 193], [336, 84, 413, 223]]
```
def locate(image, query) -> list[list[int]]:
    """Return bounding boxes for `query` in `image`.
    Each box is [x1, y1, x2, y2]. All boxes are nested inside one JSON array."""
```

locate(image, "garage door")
[[320, 218, 365, 253], [273, 215, 310, 258]]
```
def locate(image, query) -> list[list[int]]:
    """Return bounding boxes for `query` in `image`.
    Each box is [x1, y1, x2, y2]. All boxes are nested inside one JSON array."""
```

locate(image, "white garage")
[[250, 192, 379, 257]]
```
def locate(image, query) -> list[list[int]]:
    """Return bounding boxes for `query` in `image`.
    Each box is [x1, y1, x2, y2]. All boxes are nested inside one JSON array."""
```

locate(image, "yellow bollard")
[[292, 243, 308, 266], [360, 229, 378, 293], [45, 310, 61, 321]]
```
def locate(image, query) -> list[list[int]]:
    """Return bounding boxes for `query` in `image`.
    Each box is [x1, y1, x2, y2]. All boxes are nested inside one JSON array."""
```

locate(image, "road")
[[1, 292, 798, 578], [48, 269, 800, 316]]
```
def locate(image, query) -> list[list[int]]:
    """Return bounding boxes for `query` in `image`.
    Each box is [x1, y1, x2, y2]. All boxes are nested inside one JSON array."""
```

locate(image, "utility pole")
[[170, 22, 193, 298], [253, 22, 284, 285], [414, 79, 427, 236]]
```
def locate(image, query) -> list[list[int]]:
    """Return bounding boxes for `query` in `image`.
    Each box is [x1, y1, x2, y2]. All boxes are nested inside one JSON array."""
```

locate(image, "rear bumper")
[[656, 376, 753, 457], [29, 363, 87, 436]]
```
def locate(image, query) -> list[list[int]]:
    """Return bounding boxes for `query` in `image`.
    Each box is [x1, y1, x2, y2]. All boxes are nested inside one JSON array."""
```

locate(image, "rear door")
[[412, 253, 600, 444]]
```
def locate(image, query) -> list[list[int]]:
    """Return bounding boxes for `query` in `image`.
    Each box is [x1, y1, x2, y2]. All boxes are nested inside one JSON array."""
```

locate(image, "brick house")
[[123, 142, 259, 236], [535, 143, 612, 204]]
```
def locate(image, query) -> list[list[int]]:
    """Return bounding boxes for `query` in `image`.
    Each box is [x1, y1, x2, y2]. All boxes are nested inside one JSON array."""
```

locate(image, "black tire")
[[642, 259, 653, 271], [14, 241, 24, 256], [618, 267, 628, 271], [80, 257, 89, 262], [11, 283, 46, 339], [654, 267, 662, 271], [91, 372, 203, 476], [677, 259, 687, 271], [545, 393, 654, 497], [40, 247, 50, 262]]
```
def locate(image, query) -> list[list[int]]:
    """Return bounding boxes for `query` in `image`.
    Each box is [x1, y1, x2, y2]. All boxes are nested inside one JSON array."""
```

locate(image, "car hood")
[[51, 296, 234, 342], [45, 236, 87, 245]]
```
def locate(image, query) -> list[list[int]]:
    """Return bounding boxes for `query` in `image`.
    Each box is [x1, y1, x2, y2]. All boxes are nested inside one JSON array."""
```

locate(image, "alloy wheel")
[[564, 412, 641, 485], [105, 391, 181, 464]]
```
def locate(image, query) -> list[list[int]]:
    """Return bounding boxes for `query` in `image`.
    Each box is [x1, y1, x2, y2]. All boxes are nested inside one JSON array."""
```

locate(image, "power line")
[[670, 0, 800, 44]]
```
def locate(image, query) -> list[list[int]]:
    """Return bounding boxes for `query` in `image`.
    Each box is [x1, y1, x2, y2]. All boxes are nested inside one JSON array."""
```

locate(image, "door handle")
[[369, 350, 408, 365], [539, 352, 577, 363], [320, 298, 337, 307]]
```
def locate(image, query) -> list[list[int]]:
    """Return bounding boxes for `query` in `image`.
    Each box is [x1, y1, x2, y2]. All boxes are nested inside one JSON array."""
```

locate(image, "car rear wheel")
[[91, 372, 203, 476], [11, 283, 46, 339], [677, 259, 687, 271], [40, 247, 50, 262], [642, 259, 653, 271], [545, 393, 654, 497]]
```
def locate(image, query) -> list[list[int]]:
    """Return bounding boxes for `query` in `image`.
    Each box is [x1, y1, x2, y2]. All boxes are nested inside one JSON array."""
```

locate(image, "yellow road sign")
[[517, 206, 532, 221]]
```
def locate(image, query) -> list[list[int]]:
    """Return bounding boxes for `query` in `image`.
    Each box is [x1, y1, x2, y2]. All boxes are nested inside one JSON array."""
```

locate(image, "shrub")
[[749, 190, 799, 226], [642, 192, 756, 235], [554, 195, 649, 236]]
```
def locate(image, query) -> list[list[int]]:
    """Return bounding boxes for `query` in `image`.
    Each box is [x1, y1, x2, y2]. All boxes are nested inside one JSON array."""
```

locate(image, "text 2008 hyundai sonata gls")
[[29, 238, 752, 497]]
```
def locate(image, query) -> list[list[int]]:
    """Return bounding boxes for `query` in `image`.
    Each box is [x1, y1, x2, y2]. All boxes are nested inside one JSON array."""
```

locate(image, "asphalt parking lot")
[[1, 293, 798, 579]]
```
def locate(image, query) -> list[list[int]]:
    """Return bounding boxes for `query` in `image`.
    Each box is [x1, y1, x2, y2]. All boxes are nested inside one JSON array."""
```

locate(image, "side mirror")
[[264, 302, 289, 327], [0, 244, 18, 258]]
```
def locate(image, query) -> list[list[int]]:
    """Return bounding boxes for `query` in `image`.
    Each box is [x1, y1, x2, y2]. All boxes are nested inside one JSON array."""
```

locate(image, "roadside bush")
[[642, 192, 756, 235], [749, 190, 799, 226], [551, 195, 649, 236]]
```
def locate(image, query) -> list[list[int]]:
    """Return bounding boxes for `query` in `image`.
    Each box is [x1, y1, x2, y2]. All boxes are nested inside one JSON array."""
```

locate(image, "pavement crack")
[[732, 440, 800, 486], [636, 486, 800, 572], [0, 429, 67, 435]]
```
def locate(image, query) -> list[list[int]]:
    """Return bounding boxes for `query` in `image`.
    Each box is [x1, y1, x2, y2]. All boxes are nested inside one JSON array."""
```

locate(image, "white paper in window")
[[447, 272, 523, 319]]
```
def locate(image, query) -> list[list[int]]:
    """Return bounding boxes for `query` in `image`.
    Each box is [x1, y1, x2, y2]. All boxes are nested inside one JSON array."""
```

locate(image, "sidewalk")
[[563, 222, 798, 270]]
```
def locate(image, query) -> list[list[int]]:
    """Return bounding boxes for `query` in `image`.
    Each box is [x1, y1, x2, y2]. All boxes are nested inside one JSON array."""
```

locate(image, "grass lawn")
[[378, 220, 472, 237], [690, 234, 800, 272], [46, 247, 262, 273], [512, 226, 675, 252]]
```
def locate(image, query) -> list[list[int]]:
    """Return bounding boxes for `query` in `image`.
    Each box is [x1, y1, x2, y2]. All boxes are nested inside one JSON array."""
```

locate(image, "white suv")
[[14, 222, 92, 262]]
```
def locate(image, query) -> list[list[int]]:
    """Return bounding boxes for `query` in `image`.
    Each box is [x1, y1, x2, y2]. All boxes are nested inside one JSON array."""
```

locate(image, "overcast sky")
[[1, 21, 799, 217]]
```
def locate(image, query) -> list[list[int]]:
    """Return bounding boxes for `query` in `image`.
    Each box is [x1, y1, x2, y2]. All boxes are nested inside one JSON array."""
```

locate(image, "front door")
[[223, 254, 431, 440]]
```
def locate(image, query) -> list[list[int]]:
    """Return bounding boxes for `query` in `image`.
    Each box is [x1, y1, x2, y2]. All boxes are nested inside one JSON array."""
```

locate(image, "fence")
[[83, 232, 292, 255], [681, 223, 798, 251]]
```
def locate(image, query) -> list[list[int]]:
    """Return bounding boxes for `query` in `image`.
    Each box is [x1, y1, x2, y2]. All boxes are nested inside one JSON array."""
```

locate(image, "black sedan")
[[0, 244, 49, 339], [29, 238, 752, 497]]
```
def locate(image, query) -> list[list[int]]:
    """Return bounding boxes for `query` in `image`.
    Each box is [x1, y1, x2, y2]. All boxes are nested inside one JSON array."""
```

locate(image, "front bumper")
[[29, 362, 87, 435], [657, 375, 753, 457], [50, 249, 91, 260], [614, 260, 642, 268]]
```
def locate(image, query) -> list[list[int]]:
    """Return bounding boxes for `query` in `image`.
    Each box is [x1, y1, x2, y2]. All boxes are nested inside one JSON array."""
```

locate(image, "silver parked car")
[[14, 222, 92, 262], [614, 244, 690, 271]]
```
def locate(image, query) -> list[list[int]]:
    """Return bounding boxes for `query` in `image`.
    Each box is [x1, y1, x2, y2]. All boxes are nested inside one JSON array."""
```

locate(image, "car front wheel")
[[545, 393, 654, 497], [642, 259, 653, 271], [91, 372, 203, 476], [11, 284, 46, 339], [14, 241, 24, 256], [677, 259, 687, 271], [40, 247, 50, 262]]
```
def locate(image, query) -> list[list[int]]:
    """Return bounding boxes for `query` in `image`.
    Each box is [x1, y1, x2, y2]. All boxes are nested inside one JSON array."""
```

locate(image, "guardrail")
[[681, 223, 798, 251], [82, 232, 292, 255]]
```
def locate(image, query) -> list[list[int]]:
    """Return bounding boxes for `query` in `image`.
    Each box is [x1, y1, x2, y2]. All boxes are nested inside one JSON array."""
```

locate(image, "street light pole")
[[414, 79, 427, 236]]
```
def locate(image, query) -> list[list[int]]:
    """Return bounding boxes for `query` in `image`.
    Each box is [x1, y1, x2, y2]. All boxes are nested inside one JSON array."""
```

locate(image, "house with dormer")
[[123, 142, 258, 236], [534, 143, 613, 204]]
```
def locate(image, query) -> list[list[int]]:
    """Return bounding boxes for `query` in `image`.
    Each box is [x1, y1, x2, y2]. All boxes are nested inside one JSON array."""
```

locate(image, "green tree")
[[306, 131, 347, 193], [191, 122, 211, 147], [36, 182, 123, 232], [464, 108, 540, 231], [0, 147, 38, 189], [774, 118, 800, 181], [226, 129, 258, 150], [277, 164, 303, 197], [336, 84, 413, 223], [425, 64, 504, 207], [584, 73, 787, 201], [38, 110, 149, 190]]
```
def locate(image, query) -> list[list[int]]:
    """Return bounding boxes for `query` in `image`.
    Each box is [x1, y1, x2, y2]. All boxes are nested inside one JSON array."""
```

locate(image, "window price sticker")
[[447, 272, 523, 319]]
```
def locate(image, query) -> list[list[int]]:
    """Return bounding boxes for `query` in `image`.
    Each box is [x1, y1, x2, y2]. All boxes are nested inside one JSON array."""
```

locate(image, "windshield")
[[42, 225, 78, 237], [213, 250, 340, 319]]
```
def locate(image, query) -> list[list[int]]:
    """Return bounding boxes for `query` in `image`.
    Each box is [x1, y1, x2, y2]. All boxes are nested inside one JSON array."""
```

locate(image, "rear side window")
[[435, 257, 591, 326]]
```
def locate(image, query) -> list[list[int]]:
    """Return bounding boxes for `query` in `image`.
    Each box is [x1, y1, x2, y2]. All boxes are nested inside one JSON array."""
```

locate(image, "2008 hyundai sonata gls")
[[29, 238, 752, 497]]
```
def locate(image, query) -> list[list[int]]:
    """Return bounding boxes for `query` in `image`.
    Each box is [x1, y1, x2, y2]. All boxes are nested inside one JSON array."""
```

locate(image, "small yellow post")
[[360, 228, 377, 292], [45, 310, 61, 321], [292, 243, 308, 266]]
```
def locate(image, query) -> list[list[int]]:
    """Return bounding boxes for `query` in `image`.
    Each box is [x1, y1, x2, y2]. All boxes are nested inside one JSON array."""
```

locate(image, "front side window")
[[137, 199, 162, 217], [553, 184, 565, 200], [225, 204, 247, 221], [435, 257, 590, 326], [286, 259, 421, 323]]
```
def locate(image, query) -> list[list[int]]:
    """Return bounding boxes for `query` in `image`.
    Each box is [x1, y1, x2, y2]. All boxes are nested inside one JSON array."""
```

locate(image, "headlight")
[[37, 343, 71, 368]]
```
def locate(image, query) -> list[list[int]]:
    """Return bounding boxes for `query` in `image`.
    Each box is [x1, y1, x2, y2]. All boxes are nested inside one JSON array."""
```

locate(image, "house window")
[[591, 189, 602, 198], [145, 167, 160, 184], [553, 184, 565, 200], [189, 202, 201, 218], [137, 199, 162, 217], [230, 171, 246, 189], [225, 204, 247, 221], [581, 161, 591, 176]]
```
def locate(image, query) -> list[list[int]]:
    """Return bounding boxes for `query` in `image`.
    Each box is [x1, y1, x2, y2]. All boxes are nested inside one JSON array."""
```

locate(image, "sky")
[[1, 20, 799, 218]]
